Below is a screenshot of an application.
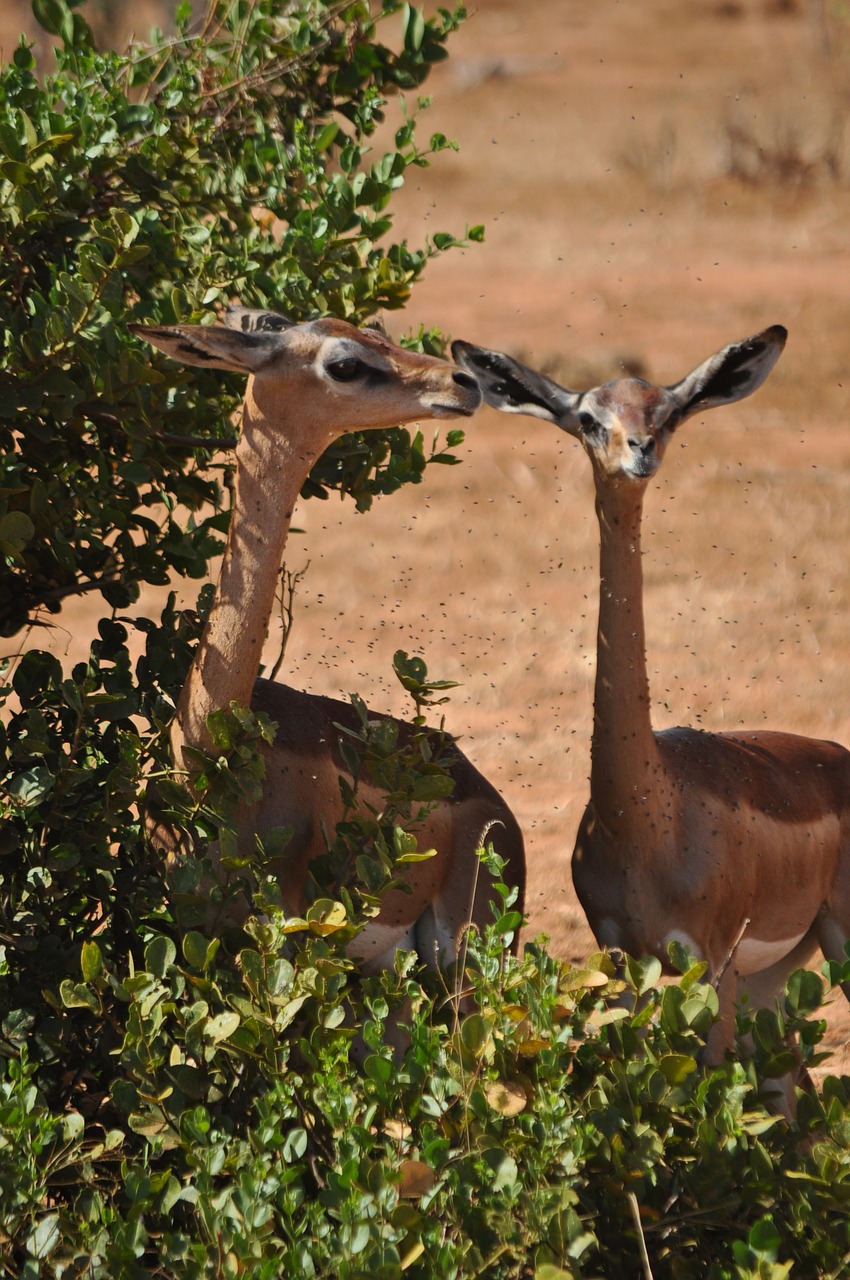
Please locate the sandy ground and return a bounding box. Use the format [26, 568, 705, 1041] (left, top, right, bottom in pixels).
[6, 0, 850, 1069]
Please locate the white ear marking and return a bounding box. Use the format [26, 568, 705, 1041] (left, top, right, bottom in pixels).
[451, 340, 580, 430]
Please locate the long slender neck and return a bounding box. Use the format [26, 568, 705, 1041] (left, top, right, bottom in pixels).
[590, 479, 661, 813]
[172, 382, 326, 769]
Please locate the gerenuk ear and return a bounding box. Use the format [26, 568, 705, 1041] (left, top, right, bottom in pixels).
[668, 325, 787, 424]
[451, 340, 579, 428]
[222, 306, 296, 334]
[129, 322, 288, 374]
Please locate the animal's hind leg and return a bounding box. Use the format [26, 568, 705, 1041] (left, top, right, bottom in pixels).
[415, 806, 520, 1024]
[704, 963, 740, 1069]
[736, 931, 820, 1021]
[734, 931, 821, 1117]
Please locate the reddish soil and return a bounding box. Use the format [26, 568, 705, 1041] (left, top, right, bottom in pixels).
[7, 0, 850, 1070]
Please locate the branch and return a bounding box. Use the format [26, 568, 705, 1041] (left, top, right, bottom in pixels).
[711, 916, 751, 991]
[0, 575, 123, 640]
[269, 561, 310, 682]
[627, 1190, 655, 1280]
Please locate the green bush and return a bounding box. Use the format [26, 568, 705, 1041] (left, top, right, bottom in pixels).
[2, 2, 850, 1277]
[0, 0, 476, 1095]
[3, 878, 850, 1278]
[0, 0, 476, 638]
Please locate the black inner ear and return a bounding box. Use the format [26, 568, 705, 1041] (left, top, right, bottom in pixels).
[455, 342, 564, 415]
[499, 375, 535, 407]
[175, 336, 221, 363]
[226, 307, 291, 333]
[251, 313, 290, 333]
[475, 350, 511, 373]
[497, 367, 557, 413]
[692, 336, 771, 405]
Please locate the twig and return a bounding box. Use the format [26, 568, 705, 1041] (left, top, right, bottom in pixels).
[457, 818, 505, 1005]
[153, 431, 237, 451]
[711, 916, 751, 991]
[470, 1242, 511, 1278]
[269, 562, 309, 682]
[627, 1190, 655, 1280]
[823, 1247, 850, 1280]
[0, 576, 123, 641]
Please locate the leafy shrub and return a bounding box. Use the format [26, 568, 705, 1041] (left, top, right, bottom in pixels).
[0, 0, 476, 1080]
[0, 0, 477, 638]
[3, 869, 850, 1278]
[2, 3, 850, 1277]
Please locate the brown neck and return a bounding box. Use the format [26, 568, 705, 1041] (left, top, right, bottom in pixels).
[590, 478, 660, 814]
[172, 381, 326, 767]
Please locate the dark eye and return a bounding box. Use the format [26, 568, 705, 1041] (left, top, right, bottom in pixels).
[579, 411, 600, 434]
[327, 357, 366, 382]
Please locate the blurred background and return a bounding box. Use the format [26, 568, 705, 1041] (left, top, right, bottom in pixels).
[0, 0, 189, 52]
[5, 0, 850, 1056]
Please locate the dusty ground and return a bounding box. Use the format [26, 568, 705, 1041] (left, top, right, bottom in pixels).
[7, 0, 850, 1067]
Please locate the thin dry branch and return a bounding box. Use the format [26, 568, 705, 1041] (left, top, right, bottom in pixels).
[627, 1190, 655, 1280]
[711, 916, 751, 992]
[269, 561, 309, 682]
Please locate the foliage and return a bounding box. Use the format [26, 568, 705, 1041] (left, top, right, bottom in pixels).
[0, 0, 479, 638]
[3, 3, 850, 1278]
[0, 0, 477, 1136]
[3, 850, 850, 1278]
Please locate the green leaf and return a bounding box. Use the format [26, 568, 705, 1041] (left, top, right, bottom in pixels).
[0, 510, 35, 559]
[31, 0, 66, 37]
[182, 931, 218, 971]
[483, 1146, 518, 1193]
[27, 1213, 60, 1260]
[658, 1052, 697, 1085]
[625, 953, 662, 997]
[266, 957, 295, 999]
[460, 1012, 493, 1057]
[403, 4, 426, 53]
[145, 935, 177, 978]
[395, 847, 438, 865]
[785, 967, 824, 1017]
[748, 1216, 782, 1261]
[204, 1011, 241, 1043]
[59, 979, 99, 1013]
[494, 910, 524, 938]
[13, 43, 36, 71]
[315, 122, 339, 152]
[80, 940, 102, 984]
[282, 1127, 308, 1163]
[7, 765, 54, 807]
[364, 1053, 393, 1084]
[410, 773, 455, 802]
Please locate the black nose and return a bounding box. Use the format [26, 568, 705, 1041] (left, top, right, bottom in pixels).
[452, 368, 479, 393]
[629, 437, 655, 456]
